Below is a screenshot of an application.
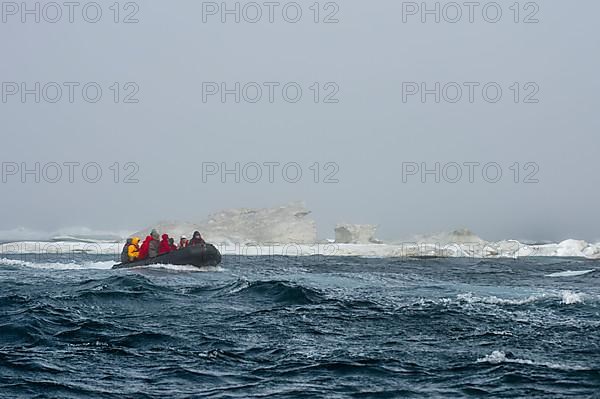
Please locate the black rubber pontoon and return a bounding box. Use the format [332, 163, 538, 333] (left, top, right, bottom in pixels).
[113, 244, 222, 269]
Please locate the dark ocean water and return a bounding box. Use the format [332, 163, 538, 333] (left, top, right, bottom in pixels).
[0, 254, 599, 398]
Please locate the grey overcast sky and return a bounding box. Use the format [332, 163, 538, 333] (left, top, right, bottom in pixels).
[0, 0, 599, 242]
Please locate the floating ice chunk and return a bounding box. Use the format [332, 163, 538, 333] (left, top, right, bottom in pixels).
[478, 350, 507, 364]
[546, 270, 594, 277]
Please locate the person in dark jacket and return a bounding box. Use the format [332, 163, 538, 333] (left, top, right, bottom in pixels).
[148, 229, 160, 258]
[158, 234, 171, 255]
[120, 238, 133, 263]
[189, 231, 206, 247]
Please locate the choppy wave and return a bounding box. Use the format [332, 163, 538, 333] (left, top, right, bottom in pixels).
[233, 280, 324, 305]
[1, 255, 599, 398]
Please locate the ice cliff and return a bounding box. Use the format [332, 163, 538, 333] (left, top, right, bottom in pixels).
[335, 224, 381, 244]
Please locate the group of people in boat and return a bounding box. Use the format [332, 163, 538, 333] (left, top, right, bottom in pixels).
[120, 230, 206, 263]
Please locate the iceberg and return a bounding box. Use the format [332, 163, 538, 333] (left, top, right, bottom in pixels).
[132, 201, 317, 245]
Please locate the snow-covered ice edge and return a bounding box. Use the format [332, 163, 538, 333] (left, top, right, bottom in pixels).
[1, 238, 599, 259]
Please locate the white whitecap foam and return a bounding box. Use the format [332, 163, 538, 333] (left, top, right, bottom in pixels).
[457, 292, 542, 306]
[546, 270, 595, 277]
[0, 258, 28, 267]
[456, 291, 590, 306]
[121, 264, 225, 273]
[477, 350, 589, 371]
[560, 290, 585, 305]
[0, 257, 224, 272]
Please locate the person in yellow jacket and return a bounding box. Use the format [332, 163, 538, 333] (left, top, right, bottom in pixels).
[127, 237, 140, 262]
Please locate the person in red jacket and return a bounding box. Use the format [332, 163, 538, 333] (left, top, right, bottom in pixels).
[169, 237, 177, 252]
[138, 235, 152, 260]
[158, 234, 171, 255]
